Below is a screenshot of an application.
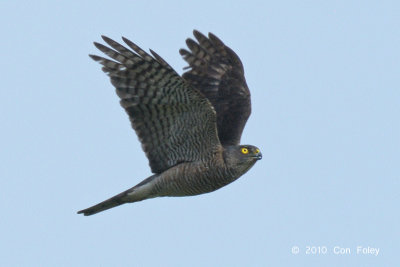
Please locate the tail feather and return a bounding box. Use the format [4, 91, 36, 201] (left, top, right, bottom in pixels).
[77, 190, 128, 216]
[77, 175, 158, 216]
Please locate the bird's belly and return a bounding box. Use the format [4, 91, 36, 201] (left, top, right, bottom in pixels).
[154, 162, 237, 197]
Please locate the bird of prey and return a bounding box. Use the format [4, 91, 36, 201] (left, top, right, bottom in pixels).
[78, 30, 261, 216]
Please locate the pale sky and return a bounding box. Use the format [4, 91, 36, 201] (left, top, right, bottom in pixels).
[1, 0, 399, 266]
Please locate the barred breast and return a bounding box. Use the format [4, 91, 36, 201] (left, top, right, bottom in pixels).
[152, 159, 238, 197]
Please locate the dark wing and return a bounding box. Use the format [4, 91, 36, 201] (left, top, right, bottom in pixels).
[180, 30, 251, 146]
[91, 36, 221, 174]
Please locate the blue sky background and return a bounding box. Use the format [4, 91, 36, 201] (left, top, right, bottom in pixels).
[1, 0, 398, 266]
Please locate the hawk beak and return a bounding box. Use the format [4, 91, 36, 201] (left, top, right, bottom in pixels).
[254, 152, 262, 160]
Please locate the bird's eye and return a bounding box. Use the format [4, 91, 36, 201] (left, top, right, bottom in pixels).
[255, 148, 260, 153]
[241, 148, 249, 154]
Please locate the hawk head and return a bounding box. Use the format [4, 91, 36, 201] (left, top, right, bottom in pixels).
[223, 145, 262, 175]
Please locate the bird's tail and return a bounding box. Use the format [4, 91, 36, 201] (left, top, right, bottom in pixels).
[77, 175, 158, 216]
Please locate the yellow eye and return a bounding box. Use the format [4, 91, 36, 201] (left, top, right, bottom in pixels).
[255, 148, 260, 153]
[241, 147, 249, 154]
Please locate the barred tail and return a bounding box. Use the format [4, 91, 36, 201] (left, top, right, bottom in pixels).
[77, 190, 128, 216]
[77, 174, 158, 216]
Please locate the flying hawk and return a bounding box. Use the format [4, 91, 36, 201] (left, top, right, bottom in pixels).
[78, 30, 261, 216]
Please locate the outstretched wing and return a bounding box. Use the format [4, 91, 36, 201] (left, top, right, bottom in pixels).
[91, 36, 221, 174]
[180, 30, 251, 146]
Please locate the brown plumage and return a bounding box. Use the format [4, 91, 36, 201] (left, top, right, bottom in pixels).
[180, 30, 251, 146]
[78, 31, 261, 216]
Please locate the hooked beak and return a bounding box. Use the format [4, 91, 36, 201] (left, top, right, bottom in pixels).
[254, 152, 262, 160]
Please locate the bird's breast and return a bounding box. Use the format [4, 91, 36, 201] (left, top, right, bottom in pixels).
[153, 160, 238, 197]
